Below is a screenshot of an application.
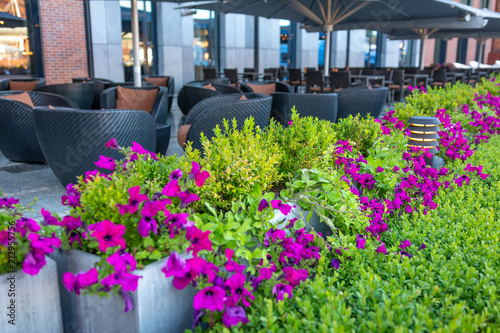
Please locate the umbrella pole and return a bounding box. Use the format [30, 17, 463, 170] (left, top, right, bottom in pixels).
[477, 38, 485, 64]
[131, 0, 142, 87]
[419, 34, 428, 70]
[324, 26, 332, 77]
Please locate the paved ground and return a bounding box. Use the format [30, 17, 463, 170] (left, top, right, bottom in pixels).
[0, 95, 394, 219]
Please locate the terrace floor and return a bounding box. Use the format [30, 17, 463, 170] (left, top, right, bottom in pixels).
[0, 95, 394, 219]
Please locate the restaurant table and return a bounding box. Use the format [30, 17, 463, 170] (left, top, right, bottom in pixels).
[351, 75, 385, 87]
[405, 74, 429, 88]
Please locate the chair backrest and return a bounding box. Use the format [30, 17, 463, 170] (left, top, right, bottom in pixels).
[306, 70, 324, 86]
[305, 67, 316, 72]
[240, 81, 293, 94]
[224, 69, 238, 84]
[337, 87, 389, 120]
[392, 69, 405, 85]
[203, 67, 218, 80]
[271, 92, 338, 125]
[243, 68, 255, 80]
[330, 70, 351, 89]
[362, 68, 375, 75]
[288, 69, 302, 83]
[0, 78, 46, 91]
[433, 68, 447, 82]
[177, 82, 241, 115]
[405, 68, 418, 74]
[263, 68, 278, 81]
[35, 82, 95, 109]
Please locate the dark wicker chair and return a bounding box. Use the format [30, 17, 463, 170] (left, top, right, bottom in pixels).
[35, 82, 95, 109]
[181, 93, 272, 152]
[337, 86, 389, 120]
[239, 81, 293, 94]
[142, 75, 175, 112]
[306, 70, 331, 93]
[0, 78, 46, 91]
[288, 68, 305, 92]
[32, 107, 156, 186]
[271, 92, 338, 126]
[329, 70, 353, 91]
[203, 67, 218, 80]
[177, 82, 242, 115]
[100, 86, 170, 155]
[223, 69, 239, 87]
[0, 91, 79, 163]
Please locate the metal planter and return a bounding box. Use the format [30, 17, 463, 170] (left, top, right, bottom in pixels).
[51, 249, 195, 333]
[0, 257, 64, 333]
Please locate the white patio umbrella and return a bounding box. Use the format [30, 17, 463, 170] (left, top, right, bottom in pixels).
[171, 0, 493, 76]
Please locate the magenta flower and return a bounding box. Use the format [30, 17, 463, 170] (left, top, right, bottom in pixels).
[0, 197, 19, 209]
[94, 155, 116, 170]
[41, 208, 60, 226]
[88, 220, 126, 252]
[271, 200, 292, 215]
[193, 286, 226, 311]
[189, 161, 211, 187]
[14, 217, 40, 237]
[288, 120, 293, 126]
[356, 234, 366, 249]
[282, 267, 308, 287]
[101, 271, 141, 291]
[186, 227, 212, 256]
[116, 186, 149, 215]
[376, 243, 387, 254]
[131, 142, 148, 155]
[331, 258, 341, 269]
[178, 191, 200, 209]
[399, 239, 412, 249]
[119, 289, 134, 313]
[162, 180, 181, 197]
[376, 166, 384, 173]
[107, 251, 137, 273]
[223, 306, 249, 327]
[61, 183, 81, 208]
[169, 169, 183, 180]
[258, 199, 269, 212]
[272, 283, 293, 301]
[62, 268, 99, 295]
[224, 273, 255, 307]
[161, 252, 189, 278]
[418, 243, 427, 251]
[22, 249, 47, 275]
[0, 230, 8, 246]
[400, 250, 413, 259]
[137, 200, 165, 237]
[28, 233, 61, 253]
[105, 138, 120, 150]
[165, 212, 191, 238]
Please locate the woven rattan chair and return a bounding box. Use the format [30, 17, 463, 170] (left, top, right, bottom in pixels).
[181, 93, 272, 152]
[270, 92, 338, 126]
[337, 86, 389, 120]
[239, 81, 293, 94]
[32, 107, 156, 186]
[306, 70, 331, 93]
[177, 82, 242, 115]
[203, 67, 218, 80]
[100, 86, 170, 155]
[223, 69, 239, 87]
[142, 75, 175, 112]
[0, 91, 79, 163]
[35, 82, 95, 109]
[0, 78, 46, 91]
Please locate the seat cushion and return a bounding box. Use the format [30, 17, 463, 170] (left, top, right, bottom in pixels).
[246, 83, 276, 95]
[309, 86, 332, 92]
[2, 92, 35, 107]
[116, 86, 158, 114]
[177, 124, 191, 148]
[202, 83, 216, 91]
[9, 80, 39, 91]
[144, 77, 168, 87]
[389, 84, 410, 89]
[239, 94, 248, 101]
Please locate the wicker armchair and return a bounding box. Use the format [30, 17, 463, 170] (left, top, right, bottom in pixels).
[0, 91, 79, 163]
[181, 93, 272, 152]
[337, 87, 389, 120]
[0, 78, 46, 91]
[142, 75, 175, 112]
[270, 92, 338, 126]
[239, 81, 293, 94]
[35, 82, 95, 109]
[32, 107, 156, 186]
[177, 82, 242, 115]
[100, 86, 170, 155]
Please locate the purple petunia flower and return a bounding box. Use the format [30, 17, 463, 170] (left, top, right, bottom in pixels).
[107, 251, 137, 273]
[376, 166, 384, 173]
[399, 239, 412, 249]
[0, 197, 19, 209]
[356, 234, 366, 249]
[116, 186, 149, 215]
[94, 155, 116, 170]
[105, 138, 120, 150]
[282, 267, 308, 287]
[169, 169, 183, 181]
[418, 243, 427, 251]
[223, 306, 249, 327]
[161, 251, 189, 278]
[189, 161, 211, 187]
[376, 243, 387, 255]
[119, 289, 134, 313]
[331, 258, 341, 269]
[272, 283, 293, 301]
[258, 199, 269, 212]
[101, 271, 142, 292]
[88, 220, 126, 252]
[162, 180, 181, 197]
[186, 227, 212, 256]
[400, 250, 413, 259]
[224, 273, 255, 307]
[193, 286, 226, 312]
[63, 268, 99, 295]
[271, 200, 292, 215]
[178, 191, 200, 209]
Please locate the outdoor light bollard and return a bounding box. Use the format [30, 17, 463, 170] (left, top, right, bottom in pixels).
[407, 116, 444, 167]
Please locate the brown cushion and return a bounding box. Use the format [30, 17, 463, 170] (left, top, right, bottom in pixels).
[2, 92, 35, 107]
[177, 124, 191, 148]
[246, 83, 276, 95]
[48, 105, 55, 109]
[144, 77, 168, 87]
[389, 84, 410, 89]
[9, 80, 38, 91]
[116, 85, 158, 114]
[202, 83, 216, 91]
[309, 86, 332, 92]
[239, 95, 248, 101]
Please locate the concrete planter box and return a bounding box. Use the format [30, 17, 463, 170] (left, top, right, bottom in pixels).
[0, 257, 64, 332]
[51, 249, 195, 333]
[270, 202, 333, 237]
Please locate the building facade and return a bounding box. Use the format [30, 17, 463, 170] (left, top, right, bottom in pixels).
[1, 0, 498, 88]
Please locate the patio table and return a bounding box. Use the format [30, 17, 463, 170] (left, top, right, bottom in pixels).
[351, 75, 385, 87]
[405, 74, 429, 88]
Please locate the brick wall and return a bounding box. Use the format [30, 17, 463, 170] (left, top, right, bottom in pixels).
[424, 39, 435, 67]
[445, 38, 458, 64]
[39, 0, 88, 84]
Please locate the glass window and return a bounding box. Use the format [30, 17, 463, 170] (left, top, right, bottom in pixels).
[193, 10, 216, 80]
[365, 30, 378, 68]
[280, 20, 290, 68]
[318, 33, 325, 68]
[120, 0, 156, 82]
[0, 0, 36, 75]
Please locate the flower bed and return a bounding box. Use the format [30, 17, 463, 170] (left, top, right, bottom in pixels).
[1, 76, 500, 331]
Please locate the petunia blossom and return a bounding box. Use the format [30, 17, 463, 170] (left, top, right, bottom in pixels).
[186, 227, 212, 256]
[376, 243, 387, 254]
[258, 199, 269, 212]
[224, 273, 255, 307]
[107, 251, 137, 273]
[62, 268, 99, 295]
[88, 220, 126, 252]
[101, 271, 142, 291]
[193, 286, 226, 312]
[399, 239, 412, 249]
[116, 186, 149, 215]
[272, 283, 293, 301]
[94, 155, 116, 170]
[356, 234, 366, 249]
[271, 200, 292, 215]
[222, 306, 249, 327]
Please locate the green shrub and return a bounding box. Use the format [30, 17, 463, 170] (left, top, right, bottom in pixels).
[332, 115, 381, 157]
[185, 117, 283, 212]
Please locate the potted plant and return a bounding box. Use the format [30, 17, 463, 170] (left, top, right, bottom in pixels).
[0, 195, 63, 332]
